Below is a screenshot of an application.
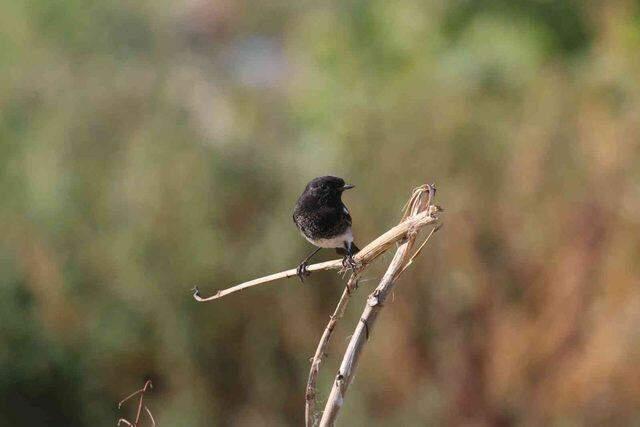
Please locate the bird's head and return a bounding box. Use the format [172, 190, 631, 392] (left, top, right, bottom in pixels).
[305, 176, 355, 200]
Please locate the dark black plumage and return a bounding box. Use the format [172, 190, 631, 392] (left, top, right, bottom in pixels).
[293, 176, 359, 281]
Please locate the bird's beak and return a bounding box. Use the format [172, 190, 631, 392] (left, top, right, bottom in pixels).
[340, 184, 355, 191]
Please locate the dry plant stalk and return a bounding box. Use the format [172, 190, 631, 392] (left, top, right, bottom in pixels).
[117, 380, 156, 427]
[318, 185, 439, 426]
[305, 185, 441, 426]
[191, 183, 440, 427]
[305, 274, 358, 427]
[193, 190, 439, 302]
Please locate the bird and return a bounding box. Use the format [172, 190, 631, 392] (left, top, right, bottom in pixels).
[293, 176, 360, 282]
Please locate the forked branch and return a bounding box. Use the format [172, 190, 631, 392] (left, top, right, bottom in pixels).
[117, 380, 156, 427]
[317, 185, 439, 426]
[305, 274, 359, 427]
[192, 188, 440, 302]
[191, 183, 441, 427]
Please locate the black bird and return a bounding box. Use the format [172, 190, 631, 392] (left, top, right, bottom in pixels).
[293, 176, 360, 282]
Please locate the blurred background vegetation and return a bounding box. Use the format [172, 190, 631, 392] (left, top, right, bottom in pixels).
[1, 0, 640, 425]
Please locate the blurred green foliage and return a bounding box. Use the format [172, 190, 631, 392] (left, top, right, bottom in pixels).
[1, 0, 640, 425]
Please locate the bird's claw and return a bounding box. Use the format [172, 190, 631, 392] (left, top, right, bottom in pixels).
[296, 262, 311, 283]
[342, 254, 357, 273]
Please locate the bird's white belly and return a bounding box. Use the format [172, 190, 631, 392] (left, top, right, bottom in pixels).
[305, 228, 353, 249]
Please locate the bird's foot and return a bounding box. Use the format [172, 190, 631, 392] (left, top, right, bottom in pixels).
[342, 254, 357, 273]
[296, 261, 311, 283]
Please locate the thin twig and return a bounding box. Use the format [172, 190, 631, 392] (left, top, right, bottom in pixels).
[318, 185, 438, 426]
[305, 274, 359, 427]
[144, 407, 156, 427]
[193, 202, 439, 302]
[398, 223, 441, 276]
[117, 380, 156, 427]
[118, 380, 152, 409]
[193, 260, 341, 301]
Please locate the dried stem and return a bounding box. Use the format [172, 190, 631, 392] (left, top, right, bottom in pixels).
[305, 274, 358, 427]
[304, 185, 441, 426]
[190, 183, 440, 427]
[117, 380, 156, 427]
[193, 198, 439, 302]
[318, 185, 438, 426]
